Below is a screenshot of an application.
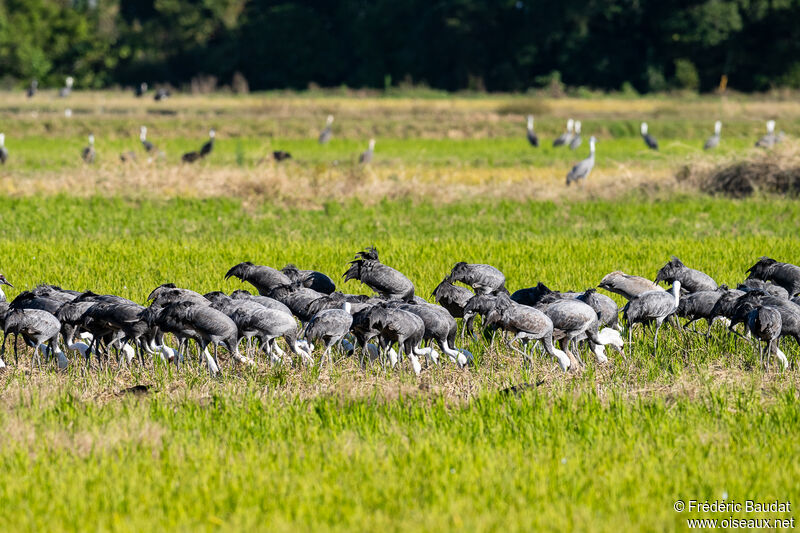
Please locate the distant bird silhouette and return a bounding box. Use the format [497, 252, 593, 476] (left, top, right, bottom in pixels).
[135, 82, 148, 97]
[569, 121, 582, 150]
[704, 121, 722, 150]
[273, 150, 292, 162]
[359, 139, 375, 163]
[553, 119, 574, 147]
[318, 115, 334, 144]
[140, 126, 155, 153]
[82, 135, 96, 163]
[526, 115, 539, 147]
[154, 88, 170, 101]
[755, 120, 778, 148]
[566, 136, 596, 186]
[59, 76, 74, 98]
[182, 129, 215, 163]
[641, 122, 658, 150]
[0, 133, 7, 164]
[27, 79, 38, 98]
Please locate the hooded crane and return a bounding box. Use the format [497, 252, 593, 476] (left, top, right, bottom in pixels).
[59, 76, 74, 98]
[461, 293, 502, 341]
[82, 135, 96, 163]
[154, 88, 170, 101]
[0, 133, 7, 165]
[544, 299, 623, 367]
[304, 303, 353, 366]
[0, 274, 12, 302]
[655, 256, 718, 293]
[366, 306, 427, 374]
[135, 82, 148, 97]
[738, 279, 789, 300]
[447, 262, 506, 295]
[622, 281, 681, 351]
[553, 119, 574, 147]
[526, 115, 539, 147]
[746, 306, 785, 369]
[676, 288, 726, 336]
[432, 278, 474, 319]
[343, 247, 415, 301]
[2, 308, 62, 367]
[27, 79, 38, 98]
[230, 289, 292, 315]
[565, 136, 596, 186]
[576, 288, 619, 330]
[318, 115, 334, 144]
[225, 262, 293, 296]
[485, 294, 570, 371]
[182, 129, 215, 163]
[569, 121, 582, 150]
[746, 257, 800, 297]
[280, 265, 336, 294]
[228, 304, 312, 366]
[755, 120, 778, 148]
[140, 126, 155, 153]
[704, 121, 722, 150]
[641, 122, 658, 150]
[359, 139, 375, 164]
[598, 271, 664, 300]
[398, 302, 471, 367]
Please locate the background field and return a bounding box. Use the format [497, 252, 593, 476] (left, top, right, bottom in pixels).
[0, 92, 798, 531]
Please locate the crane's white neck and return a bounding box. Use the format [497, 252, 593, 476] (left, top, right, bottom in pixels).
[0, 285, 5, 301]
[140, 126, 147, 141]
[342, 301, 352, 313]
[589, 137, 596, 153]
[552, 347, 570, 371]
[326, 115, 334, 125]
[672, 281, 681, 307]
[368, 139, 375, 150]
[767, 120, 775, 133]
[88, 135, 95, 145]
[0, 133, 5, 147]
[641, 122, 648, 135]
[574, 121, 581, 134]
[209, 129, 216, 139]
[527, 115, 533, 129]
[714, 121, 722, 135]
[567, 119, 574, 132]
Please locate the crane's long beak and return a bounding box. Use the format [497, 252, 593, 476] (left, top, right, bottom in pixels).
[0, 278, 12, 287]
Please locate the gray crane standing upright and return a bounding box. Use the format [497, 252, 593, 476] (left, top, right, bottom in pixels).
[319, 115, 334, 144]
[82, 135, 96, 163]
[569, 121, 582, 150]
[0, 133, 7, 165]
[641, 122, 658, 150]
[704, 121, 722, 150]
[565, 136, 596, 186]
[526, 115, 539, 147]
[359, 139, 375, 164]
[553, 119, 574, 147]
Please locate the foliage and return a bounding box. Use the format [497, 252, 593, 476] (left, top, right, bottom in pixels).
[1, 1, 800, 92]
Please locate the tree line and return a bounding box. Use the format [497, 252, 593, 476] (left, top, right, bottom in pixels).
[1, 0, 798, 94]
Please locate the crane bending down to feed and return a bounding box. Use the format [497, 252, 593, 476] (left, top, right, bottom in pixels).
[343, 247, 415, 301]
[566, 136, 596, 186]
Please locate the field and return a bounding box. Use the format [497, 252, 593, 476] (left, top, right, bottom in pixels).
[0, 92, 799, 531]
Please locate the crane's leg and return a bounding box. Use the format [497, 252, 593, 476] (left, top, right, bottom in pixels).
[653, 318, 664, 353]
[14, 334, 20, 366]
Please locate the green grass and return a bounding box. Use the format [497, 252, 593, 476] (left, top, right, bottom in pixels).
[1, 382, 798, 532]
[1, 91, 800, 530]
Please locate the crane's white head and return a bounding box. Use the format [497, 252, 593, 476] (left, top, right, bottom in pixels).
[368, 138, 375, 150]
[766, 120, 775, 133]
[140, 125, 147, 140]
[326, 115, 334, 125]
[209, 128, 216, 139]
[0, 133, 5, 147]
[714, 120, 722, 135]
[567, 118, 574, 131]
[65, 108, 72, 118]
[574, 120, 582, 134]
[589, 136, 596, 152]
[65, 76, 74, 88]
[88, 134, 95, 145]
[527, 115, 534, 129]
[640, 122, 648, 135]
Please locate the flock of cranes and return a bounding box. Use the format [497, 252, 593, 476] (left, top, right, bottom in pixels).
[1, 252, 798, 376]
[527, 115, 788, 184]
[2, 78, 789, 184]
